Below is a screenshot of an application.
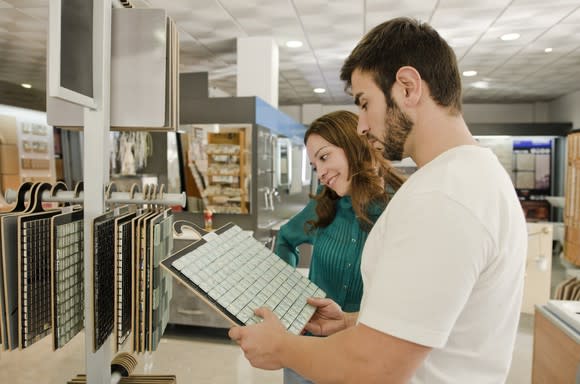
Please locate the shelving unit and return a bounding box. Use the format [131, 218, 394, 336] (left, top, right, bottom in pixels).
[204, 129, 248, 214]
[18, 121, 56, 185]
[0, 110, 56, 195]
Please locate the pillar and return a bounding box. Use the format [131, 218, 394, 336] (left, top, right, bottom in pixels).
[236, 37, 279, 108]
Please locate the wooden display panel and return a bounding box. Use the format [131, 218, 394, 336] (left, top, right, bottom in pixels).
[564, 131, 580, 265]
[532, 309, 580, 383]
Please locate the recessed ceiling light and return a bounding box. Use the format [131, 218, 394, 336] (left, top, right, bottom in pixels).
[544, 47, 553, 53]
[500, 33, 520, 41]
[21, 83, 31, 89]
[313, 88, 326, 94]
[472, 81, 489, 89]
[462, 70, 477, 77]
[286, 40, 303, 48]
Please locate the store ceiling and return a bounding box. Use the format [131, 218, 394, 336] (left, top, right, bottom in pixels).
[1, 0, 580, 111]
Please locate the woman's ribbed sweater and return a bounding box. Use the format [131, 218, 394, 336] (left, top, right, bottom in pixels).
[274, 196, 382, 312]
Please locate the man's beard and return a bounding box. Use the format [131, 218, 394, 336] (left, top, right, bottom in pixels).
[381, 102, 414, 161]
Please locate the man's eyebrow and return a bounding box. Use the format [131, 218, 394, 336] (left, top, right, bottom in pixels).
[354, 92, 363, 106]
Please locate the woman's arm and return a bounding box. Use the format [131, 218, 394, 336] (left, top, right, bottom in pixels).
[274, 197, 317, 267]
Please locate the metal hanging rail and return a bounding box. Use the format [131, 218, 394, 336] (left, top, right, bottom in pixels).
[4, 188, 186, 207]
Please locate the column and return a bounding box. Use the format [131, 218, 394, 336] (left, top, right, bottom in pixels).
[236, 37, 279, 108]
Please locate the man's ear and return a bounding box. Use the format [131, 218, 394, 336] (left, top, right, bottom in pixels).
[394, 66, 422, 106]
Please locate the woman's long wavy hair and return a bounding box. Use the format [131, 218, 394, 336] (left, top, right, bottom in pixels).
[304, 110, 405, 232]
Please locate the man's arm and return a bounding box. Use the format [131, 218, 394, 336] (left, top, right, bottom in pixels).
[229, 308, 431, 384]
[287, 323, 431, 384]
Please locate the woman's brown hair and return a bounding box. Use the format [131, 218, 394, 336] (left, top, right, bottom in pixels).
[304, 110, 405, 231]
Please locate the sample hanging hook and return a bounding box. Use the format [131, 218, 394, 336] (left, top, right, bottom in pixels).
[4, 183, 186, 207]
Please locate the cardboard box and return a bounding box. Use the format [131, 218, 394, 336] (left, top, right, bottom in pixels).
[1, 174, 20, 194]
[0, 115, 18, 144]
[55, 158, 64, 181]
[21, 158, 50, 170]
[0, 144, 19, 174]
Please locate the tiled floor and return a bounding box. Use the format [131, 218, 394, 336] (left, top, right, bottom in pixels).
[0, 253, 573, 384]
[0, 314, 534, 384]
[507, 313, 534, 384]
[0, 326, 282, 384]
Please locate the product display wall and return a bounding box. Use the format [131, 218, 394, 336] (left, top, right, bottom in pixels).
[0, 182, 178, 357]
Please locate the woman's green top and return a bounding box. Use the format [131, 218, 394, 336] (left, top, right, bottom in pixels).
[274, 195, 383, 312]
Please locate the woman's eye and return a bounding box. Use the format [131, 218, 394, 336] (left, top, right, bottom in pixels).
[320, 154, 328, 161]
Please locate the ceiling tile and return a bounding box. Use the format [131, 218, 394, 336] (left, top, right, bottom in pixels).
[0, 1, 579, 109]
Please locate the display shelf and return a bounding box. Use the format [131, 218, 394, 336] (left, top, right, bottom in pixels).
[18, 121, 56, 183]
[204, 129, 248, 214]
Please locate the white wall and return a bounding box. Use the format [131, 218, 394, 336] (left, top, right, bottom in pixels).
[549, 90, 580, 128]
[0, 104, 47, 127]
[463, 103, 550, 124]
[288, 104, 358, 125]
[282, 102, 551, 126]
[281, 104, 359, 125]
[280, 105, 301, 123]
[237, 37, 279, 107]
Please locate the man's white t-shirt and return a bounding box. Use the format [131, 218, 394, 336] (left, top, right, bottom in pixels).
[359, 145, 527, 383]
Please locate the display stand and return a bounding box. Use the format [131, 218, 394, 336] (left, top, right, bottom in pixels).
[4, 188, 186, 207]
[83, 1, 112, 383]
[45, 1, 183, 383]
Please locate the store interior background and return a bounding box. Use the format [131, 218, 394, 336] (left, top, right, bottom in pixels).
[0, 0, 580, 383]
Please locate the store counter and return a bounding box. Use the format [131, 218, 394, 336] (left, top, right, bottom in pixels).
[532, 304, 580, 383]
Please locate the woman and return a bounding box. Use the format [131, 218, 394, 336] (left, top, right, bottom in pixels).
[275, 110, 405, 384]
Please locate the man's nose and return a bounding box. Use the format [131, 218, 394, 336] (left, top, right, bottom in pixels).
[357, 113, 369, 136]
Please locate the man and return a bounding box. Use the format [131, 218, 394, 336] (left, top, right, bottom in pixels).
[229, 17, 527, 383]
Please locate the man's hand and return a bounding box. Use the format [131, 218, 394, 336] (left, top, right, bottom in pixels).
[228, 307, 288, 370]
[304, 297, 349, 336]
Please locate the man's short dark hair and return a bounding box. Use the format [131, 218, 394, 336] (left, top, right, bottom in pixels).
[340, 17, 462, 114]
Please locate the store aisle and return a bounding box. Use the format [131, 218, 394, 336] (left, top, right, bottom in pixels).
[0, 325, 282, 384]
[0, 316, 535, 384]
[507, 314, 534, 384]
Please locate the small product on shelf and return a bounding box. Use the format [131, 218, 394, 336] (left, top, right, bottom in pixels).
[203, 208, 213, 231]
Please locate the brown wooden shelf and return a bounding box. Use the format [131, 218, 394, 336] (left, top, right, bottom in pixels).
[206, 129, 248, 214]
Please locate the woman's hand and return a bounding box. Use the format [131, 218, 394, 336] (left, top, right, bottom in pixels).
[303, 297, 349, 336]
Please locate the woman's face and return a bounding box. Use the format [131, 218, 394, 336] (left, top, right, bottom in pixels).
[306, 133, 351, 196]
